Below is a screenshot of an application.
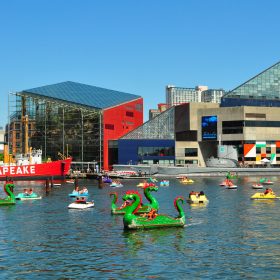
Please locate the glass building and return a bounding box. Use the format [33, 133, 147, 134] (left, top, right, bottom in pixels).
[8, 81, 143, 170]
[221, 61, 280, 107]
[118, 107, 175, 165]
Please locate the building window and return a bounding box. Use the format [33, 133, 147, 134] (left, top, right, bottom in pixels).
[126, 111, 134, 117]
[222, 121, 243, 134]
[105, 124, 114, 130]
[185, 148, 198, 157]
[245, 113, 266, 119]
[138, 146, 175, 157]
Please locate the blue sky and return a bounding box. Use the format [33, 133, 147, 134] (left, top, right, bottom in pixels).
[0, 0, 279, 127]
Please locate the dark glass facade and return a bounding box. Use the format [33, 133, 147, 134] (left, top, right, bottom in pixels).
[9, 94, 102, 163]
[222, 61, 280, 107]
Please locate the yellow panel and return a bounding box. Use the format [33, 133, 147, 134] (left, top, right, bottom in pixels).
[256, 155, 261, 161]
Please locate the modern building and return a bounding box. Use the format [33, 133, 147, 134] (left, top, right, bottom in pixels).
[8, 81, 143, 170]
[118, 102, 219, 167]
[197, 105, 280, 166]
[221, 61, 280, 107]
[201, 89, 225, 103]
[118, 61, 280, 168]
[166, 85, 204, 105]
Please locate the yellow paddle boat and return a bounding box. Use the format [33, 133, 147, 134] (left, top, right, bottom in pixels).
[187, 191, 208, 204]
[180, 178, 194, 184]
[251, 189, 279, 200]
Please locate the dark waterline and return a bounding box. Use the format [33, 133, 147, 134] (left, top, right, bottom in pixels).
[0, 177, 280, 279]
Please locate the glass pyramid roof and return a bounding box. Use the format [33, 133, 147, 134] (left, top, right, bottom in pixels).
[224, 61, 280, 100]
[121, 107, 175, 139]
[21, 81, 141, 109]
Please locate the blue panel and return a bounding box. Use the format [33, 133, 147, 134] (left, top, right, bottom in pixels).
[22, 81, 141, 109]
[118, 139, 175, 165]
[221, 97, 280, 107]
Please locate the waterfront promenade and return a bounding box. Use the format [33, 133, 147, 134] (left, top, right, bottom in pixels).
[113, 164, 280, 177]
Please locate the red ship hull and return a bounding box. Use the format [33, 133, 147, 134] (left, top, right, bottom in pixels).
[0, 158, 72, 178]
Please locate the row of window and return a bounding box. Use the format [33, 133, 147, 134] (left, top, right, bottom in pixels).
[138, 146, 175, 157]
[222, 120, 280, 134]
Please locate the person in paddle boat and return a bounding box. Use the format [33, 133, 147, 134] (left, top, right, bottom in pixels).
[198, 191, 205, 197]
[80, 187, 88, 195]
[23, 189, 29, 195]
[121, 198, 133, 208]
[28, 188, 33, 195]
[72, 186, 80, 194]
[264, 188, 274, 195]
[189, 191, 198, 198]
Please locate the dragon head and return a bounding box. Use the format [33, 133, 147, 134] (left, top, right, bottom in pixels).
[123, 190, 142, 214]
[143, 184, 158, 192]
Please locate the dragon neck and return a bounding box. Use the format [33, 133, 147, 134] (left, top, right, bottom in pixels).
[4, 183, 15, 199]
[144, 187, 159, 209]
[110, 192, 118, 209]
[125, 194, 141, 215]
[174, 197, 185, 219]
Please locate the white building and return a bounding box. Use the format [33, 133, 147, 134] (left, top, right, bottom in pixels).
[201, 89, 225, 103]
[166, 85, 224, 106]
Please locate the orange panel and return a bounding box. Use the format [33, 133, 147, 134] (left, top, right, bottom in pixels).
[244, 144, 255, 157]
[276, 141, 280, 148]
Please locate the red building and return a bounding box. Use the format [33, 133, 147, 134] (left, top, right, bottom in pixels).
[103, 99, 143, 170]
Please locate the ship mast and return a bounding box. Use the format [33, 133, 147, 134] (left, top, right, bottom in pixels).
[22, 115, 29, 156]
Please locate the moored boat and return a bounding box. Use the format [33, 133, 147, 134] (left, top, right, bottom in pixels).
[0, 157, 72, 179]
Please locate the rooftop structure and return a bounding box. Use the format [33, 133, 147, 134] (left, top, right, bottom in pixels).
[222, 61, 280, 107]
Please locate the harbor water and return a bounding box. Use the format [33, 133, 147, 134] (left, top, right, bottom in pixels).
[1, 176, 280, 279]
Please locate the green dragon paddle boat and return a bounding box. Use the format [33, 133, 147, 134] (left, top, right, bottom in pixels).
[110, 185, 159, 215]
[122, 192, 185, 230]
[0, 182, 16, 206]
